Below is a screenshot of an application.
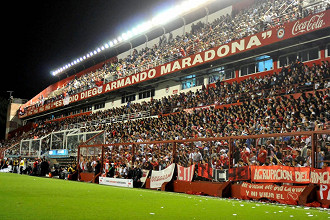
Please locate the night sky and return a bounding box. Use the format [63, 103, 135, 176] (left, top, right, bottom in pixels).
[2, 0, 178, 101]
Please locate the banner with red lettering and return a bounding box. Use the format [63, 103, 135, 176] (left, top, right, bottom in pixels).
[150, 163, 175, 188]
[251, 165, 310, 183]
[310, 167, 330, 185]
[240, 182, 306, 205]
[177, 164, 195, 182]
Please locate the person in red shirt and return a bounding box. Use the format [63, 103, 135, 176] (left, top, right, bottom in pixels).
[258, 145, 267, 165]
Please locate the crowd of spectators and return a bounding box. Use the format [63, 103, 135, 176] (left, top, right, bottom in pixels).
[2, 56, 330, 171]
[21, 0, 328, 112]
[0, 157, 50, 176]
[1, 1, 330, 184]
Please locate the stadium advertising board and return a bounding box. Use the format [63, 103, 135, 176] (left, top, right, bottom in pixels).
[240, 182, 306, 205]
[99, 177, 133, 188]
[150, 163, 175, 188]
[20, 10, 330, 118]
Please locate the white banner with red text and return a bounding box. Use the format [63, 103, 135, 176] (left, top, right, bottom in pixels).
[150, 163, 175, 188]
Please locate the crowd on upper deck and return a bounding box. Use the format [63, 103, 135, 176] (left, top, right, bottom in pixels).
[21, 0, 329, 112]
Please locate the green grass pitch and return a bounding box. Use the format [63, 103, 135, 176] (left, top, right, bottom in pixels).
[0, 173, 329, 219]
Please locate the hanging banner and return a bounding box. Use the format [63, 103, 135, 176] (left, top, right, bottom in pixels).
[240, 182, 306, 205]
[150, 163, 175, 188]
[251, 165, 310, 183]
[228, 166, 250, 181]
[318, 185, 330, 205]
[140, 169, 150, 187]
[197, 163, 213, 180]
[177, 164, 195, 182]
[310, 167, 330, 185]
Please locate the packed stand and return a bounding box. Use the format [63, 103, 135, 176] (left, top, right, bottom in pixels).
[21, 0, 329, 112]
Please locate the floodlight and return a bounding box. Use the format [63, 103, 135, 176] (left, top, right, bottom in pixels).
[122, 33, 128, 40]
[132, 27, 139, 35]
[51, 0, 214, 76]
[126, 31, 132, 39]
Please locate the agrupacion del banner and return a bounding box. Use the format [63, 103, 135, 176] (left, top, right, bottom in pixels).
[251, 165, 310, 183]
[20, 10, 330, 118]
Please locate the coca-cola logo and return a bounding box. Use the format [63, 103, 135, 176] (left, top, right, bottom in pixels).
[292, 13, 325, 35]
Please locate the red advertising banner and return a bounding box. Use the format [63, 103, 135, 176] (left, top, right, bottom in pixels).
[177, 164, 195, 182]
[251, 165, 310, 183]
[240, 182, 306, 205]
[310, 167, 330, 185]
[320, 185, 330, 200]
[317, 185, 330, 206]
[20, 10, 330, 118]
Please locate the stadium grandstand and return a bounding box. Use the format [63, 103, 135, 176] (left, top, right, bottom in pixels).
[1, 0, 330, 208]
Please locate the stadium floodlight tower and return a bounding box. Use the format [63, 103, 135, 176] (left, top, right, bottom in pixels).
[50, 0, 214, 77]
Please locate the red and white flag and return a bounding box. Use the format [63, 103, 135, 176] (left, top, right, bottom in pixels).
[177, 164, 195, 182]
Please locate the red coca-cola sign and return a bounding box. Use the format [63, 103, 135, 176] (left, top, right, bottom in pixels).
[292, 13, 326, 35]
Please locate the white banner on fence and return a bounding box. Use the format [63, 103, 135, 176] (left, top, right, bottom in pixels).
[99, 177, 133, 188]
[177, 164, 195, 182]
[150, 163, 175, 188]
